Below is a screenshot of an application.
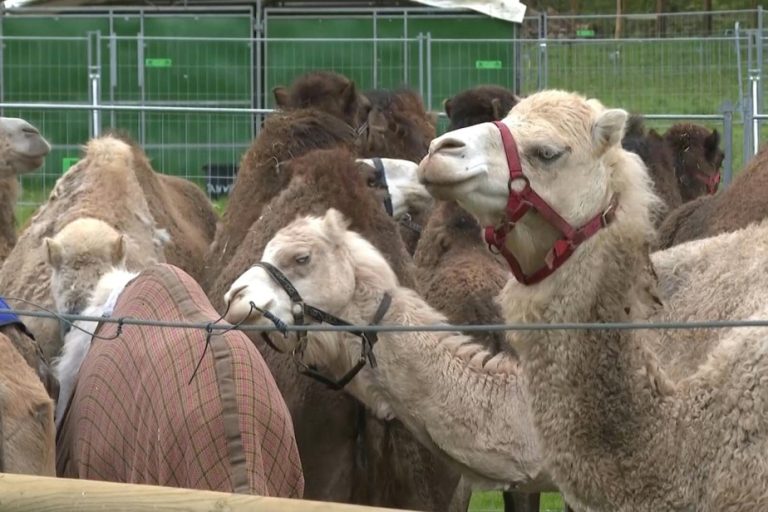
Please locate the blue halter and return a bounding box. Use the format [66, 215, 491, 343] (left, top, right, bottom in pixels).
[0, 297, 34, 339]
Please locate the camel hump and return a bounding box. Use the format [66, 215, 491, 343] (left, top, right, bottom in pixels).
[82, 136, 134, 168]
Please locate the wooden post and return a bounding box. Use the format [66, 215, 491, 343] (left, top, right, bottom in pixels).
[0, 473, 417, 512]
[615, 0, 623, 39]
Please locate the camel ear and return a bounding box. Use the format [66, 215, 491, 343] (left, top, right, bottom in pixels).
[704, 129, 720, 155]
[44, 238, 62, 270]
[112, 234, 126, 266]
[322, 208, 351, 243]
[593, 109, 628, 152]
[490, 98, 504, 120]
[512, 94, 523, 104]
[443, 98, 453, 117]
[273, 86, 290, 108]
[341, 80, 358, 111]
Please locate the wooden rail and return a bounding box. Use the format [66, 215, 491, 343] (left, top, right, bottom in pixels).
[0, 473, 416, 512]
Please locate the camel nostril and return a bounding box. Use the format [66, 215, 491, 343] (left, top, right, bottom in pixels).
[431, 137, 466, 154]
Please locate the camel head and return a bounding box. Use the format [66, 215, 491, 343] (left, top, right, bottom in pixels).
[664, 123, 724, 199]
[355, 157, 432, 219]
[224, 208, 398, 417]
[0, 117, 51, 178]
[44, 218, 127, 316]
[273, 71, 372, 132]
[418, 90, 642, 281]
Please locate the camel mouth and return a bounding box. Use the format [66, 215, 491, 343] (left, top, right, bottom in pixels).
[419, 170, 484, 201]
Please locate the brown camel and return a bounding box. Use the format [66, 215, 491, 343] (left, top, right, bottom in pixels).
[621, 116, 681, 223]
[0, 333, 55, 476]
[203, 108, 357, 289]
[0, 117, 51, 263]
[0, 134, 216, 361]
[656, 143, 768, 249]
[273, 70, 371, 132]
[206, 147, 466, 511]
[664, 123, 724, 201]
[443, 85, 519, 131]
[359, 89, 437, 254]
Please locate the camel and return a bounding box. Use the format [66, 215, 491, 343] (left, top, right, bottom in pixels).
[273, 70, 371, 132]
[358, 89, 437, 254]
[664, 122, 723, 201]
[355, 158, 432, 222]
[0, 134, 216, 361]
[0, 116, 51, 263]
[656, 143, 768, 249]
[443, 85, 519, 131]
[223, 208, 547, 493]
[0, 333, 55, 476]
[206, 147, 467, 511]
[417, 89, 768, 510]
[56, 264, 304, 497]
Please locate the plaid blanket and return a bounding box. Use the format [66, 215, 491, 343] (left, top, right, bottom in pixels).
[56, 264, 304, 498]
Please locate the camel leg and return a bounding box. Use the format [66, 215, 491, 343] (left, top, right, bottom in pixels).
[502, 491, 540, 512]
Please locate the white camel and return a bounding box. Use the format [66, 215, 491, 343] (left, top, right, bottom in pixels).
[224, 208, 548, 492]
[417, 89, 768, 510]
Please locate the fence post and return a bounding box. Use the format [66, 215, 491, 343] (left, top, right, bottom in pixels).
[758, 6, 763, 114]
[372, 9, 378, 89]
[750, 69, 761, 155]
[137, 15, 146, 146]
[87, 31, 102, 138]
[0, 7, 5, 118]
[425, 32, 432, 110]
[721, 100, 734, 187]
[743, 85, 754, 165]
[417, 33, 425, 102]
[538, 11, 548, 90]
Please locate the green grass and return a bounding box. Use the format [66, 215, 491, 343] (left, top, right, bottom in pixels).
[469, 491, 565, 512]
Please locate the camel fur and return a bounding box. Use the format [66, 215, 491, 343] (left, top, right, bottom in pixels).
[0, 333, 55, 476]
[419, 89, 768, 511]
[208, 147, 467, 511]
[0, 117, 51, 263]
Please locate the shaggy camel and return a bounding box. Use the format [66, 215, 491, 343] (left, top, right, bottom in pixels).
[207, 147, 467, 511]
[56, 264, 304, 497]
[273, 70, 371, 132]
[419, 89, 768, 510]
[443, 85, 519, 131]
[224, 208, 547, 493]
[0, 134, 215, 361]
[0, 117, 51, 263]
[656, 143, 768, 249]
[0, 333, 55, 476]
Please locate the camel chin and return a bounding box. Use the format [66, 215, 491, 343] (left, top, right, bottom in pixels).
[0, 117, 51, 175]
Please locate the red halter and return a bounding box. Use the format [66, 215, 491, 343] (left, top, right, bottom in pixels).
[484, 121, 618, 286]
[693, 170, 721, 195]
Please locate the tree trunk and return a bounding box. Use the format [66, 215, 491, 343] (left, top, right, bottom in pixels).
[615, 0, 623, 39]
[704, 0, 713, 36]
[656, 0, 667, 37]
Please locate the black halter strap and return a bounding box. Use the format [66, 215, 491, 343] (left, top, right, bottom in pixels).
[251, 261, 392, 390]
[371, 157, 395, 217]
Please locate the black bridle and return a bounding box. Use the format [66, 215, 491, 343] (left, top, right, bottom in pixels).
[250, 261, 391, 390]
[370, 157, 395, 217]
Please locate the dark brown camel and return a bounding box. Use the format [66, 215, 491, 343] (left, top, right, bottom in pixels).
[359, 89, 437, 254]
[202, 108, 357, 290]
[443, 85, 519, 131]
[656, 144, 768, 249]
[206, 147, 466, 511]
[272, 70, 371, 133]
[664, 123, 724, 201]
[621, 116, 681, 223]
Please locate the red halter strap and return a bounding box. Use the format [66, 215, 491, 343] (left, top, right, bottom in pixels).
[693, 170, 721, 195]
[484, 121, 618, 285]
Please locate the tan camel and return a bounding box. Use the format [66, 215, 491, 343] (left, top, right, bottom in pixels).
[418, 89, 768, 510]
[0, 333, 55, 475]
[223, 209, 548, 493]
[0, 134, 215, 361]
[0, 117, 51, 263]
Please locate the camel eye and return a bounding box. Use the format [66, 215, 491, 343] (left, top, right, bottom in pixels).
[295, 254, 310, 265]
[537, 147, 562, 162]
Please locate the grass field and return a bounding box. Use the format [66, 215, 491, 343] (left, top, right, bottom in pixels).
[470, 491, 565, 512]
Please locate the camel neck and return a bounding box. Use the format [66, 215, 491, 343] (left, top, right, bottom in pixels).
[338, 285, 545, 489]
[502, 218, 675, 505]
[0, 177, 19, 259]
